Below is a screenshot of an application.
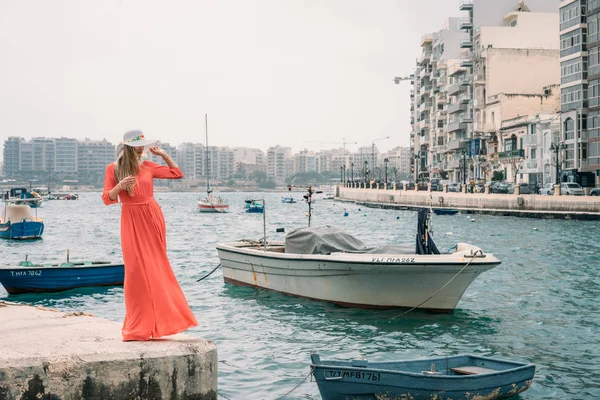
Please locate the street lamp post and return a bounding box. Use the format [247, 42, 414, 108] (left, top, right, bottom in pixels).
[550, 141, 565, 185]
[414, 153, 420, 185]
[383, 158, 389, 184]
[363, 160, 368, 184]
[340, 166, 344, 183]
[371, 136, 390, 174]
[350, 162, 354, 183]
[462, 150, 467, 185]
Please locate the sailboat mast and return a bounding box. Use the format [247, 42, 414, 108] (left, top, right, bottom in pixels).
[205, 113, 211, 194]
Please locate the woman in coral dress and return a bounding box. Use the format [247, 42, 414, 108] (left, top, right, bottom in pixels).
[102, 130, 198, 341]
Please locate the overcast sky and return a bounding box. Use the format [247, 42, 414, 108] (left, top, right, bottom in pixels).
[0, 0, 460, 157]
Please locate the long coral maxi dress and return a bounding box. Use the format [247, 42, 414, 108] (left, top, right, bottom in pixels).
[102, 161, 198, 341]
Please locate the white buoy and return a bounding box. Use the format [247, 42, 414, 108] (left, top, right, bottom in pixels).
[470, 219, 476, 222]
[533, 227, 538, 231]
[445, 232, 453, 236]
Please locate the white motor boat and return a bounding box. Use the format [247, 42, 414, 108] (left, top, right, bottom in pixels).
[216, 209, 500, 312]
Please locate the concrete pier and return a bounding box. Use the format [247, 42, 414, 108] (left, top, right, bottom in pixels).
[0, 301, 217, 400]
[337, 186, 600, 220]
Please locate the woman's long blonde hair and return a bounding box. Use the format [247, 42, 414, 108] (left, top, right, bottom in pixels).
[114, 145, 141, 196]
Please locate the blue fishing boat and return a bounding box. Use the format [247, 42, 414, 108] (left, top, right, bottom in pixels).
[281, 196, 297, 204]
[311, 353, 535, 400]
[4, 187, 43, 208]
[0, 201, 44, 240]
[0, 259, 124, 294]
[244, 199, 264, 213]
[433, 208, 459, 216]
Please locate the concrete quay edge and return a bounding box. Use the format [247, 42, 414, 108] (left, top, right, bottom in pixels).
[0, 301, 217, 400]
[336, 187, 600, 220]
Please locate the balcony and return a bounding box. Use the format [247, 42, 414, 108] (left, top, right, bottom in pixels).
[419, 120, 430, 130]
[448, 83, 461, 96]
[447, 102, 467, 114]
[498, 149, 525, 160]
[459, 0, 473, 11]
[473, 97, 484, 109]
[460, 40, 473, 49]
[446, 139, 462, 150]
[419, 68, 432, 79]
[460, 59, 473, 68]
[418, 51, 432, 65]
[460, 18, 473, 30]
[459, 94, 472, 104]
[419, 85, 432, 96]
[447, 121, 468, 132]
[420, 34, 433, 47]
[419, 102, 432, 112]
[522, 135, 538, 146]
[462, 114, 474, 123]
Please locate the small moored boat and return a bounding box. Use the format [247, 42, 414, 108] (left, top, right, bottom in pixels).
[244, 199, 264, 213]
[216, 208, 500, 312]
[432, 208, 459, 216]
[0, 201, 44, 240]
[281, 196, 297, 203]
[0, 258, 124, 294]
[310, 353, 535, 400]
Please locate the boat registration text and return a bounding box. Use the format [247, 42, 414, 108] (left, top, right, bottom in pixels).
[371, 257, 415, 263]
[10, 270, 42, 277]
[325, 370, 381, 381]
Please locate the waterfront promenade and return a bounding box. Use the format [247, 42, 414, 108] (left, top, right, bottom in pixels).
[337, 183, 600, 219]
[0, 301, 217, 400]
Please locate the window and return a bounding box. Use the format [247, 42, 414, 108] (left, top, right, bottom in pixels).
[530, 124, 537, 135]
[565, 118, 575, 140]
[531, 148, 537, 160]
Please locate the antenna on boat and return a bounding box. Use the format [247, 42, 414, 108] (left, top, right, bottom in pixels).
[262, 198, 267, 251]
[304, 185, 314, 227]
[67, 249, 70, 263]
[205, 113, 212, 195]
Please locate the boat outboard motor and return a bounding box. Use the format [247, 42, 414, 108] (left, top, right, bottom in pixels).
[416, 208, 440, 255]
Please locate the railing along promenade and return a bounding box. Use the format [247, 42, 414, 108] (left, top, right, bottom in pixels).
[336, 183, 600, 220]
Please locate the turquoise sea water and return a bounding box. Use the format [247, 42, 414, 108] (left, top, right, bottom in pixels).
[1, 191, 599, 399]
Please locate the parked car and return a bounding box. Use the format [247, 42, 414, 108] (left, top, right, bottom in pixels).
[490, 181, 513, 194]
[591, 187, 600, 196]
[538, 183, 554, 195]
[518, 184, 535, 195]
[447, 182, 461, 192]
[560, 182, 584, 196]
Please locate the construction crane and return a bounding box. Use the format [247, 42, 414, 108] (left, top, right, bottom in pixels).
[393, 76, 412, 84]
[303, 138, 358, 152]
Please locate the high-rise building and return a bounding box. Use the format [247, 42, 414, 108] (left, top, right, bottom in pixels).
[559, 0, 600, 187]
[267, 145, 292, 184]
[53, 137, 78, 177]
[77, 139, 115, 178]
[2, 137, 21, 176]
[412, 0, 561, 183]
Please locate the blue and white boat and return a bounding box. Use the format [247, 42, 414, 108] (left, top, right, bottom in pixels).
[5, 187, 43, 208]
[0, 201, 44, 240]
[244, 199, 264, 213]
[0, 259, 124, 294]
[310, 353, 535, 400]
[281, 196, 297, 204]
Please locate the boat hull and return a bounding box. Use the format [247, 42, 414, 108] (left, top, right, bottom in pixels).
[311, 354, 535, 400]
[0, 264, 124, 294]
[0, 221, 44, 240]
[197, 203, 229, 213]
[216, 242, 500, 312]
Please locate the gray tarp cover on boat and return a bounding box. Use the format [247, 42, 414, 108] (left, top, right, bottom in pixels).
[284, 226, 414, 255]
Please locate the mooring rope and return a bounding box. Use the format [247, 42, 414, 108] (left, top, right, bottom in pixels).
[196, 263, 222, 282]
[391, 249, 484, 320]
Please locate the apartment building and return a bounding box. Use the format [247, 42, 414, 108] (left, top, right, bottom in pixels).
[412, 0, 561, 183]
[381, 146, 412, 179]
[77, 138, 116, 178]
[559, 0, 600, 187]
[267, 145, 292, 184]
